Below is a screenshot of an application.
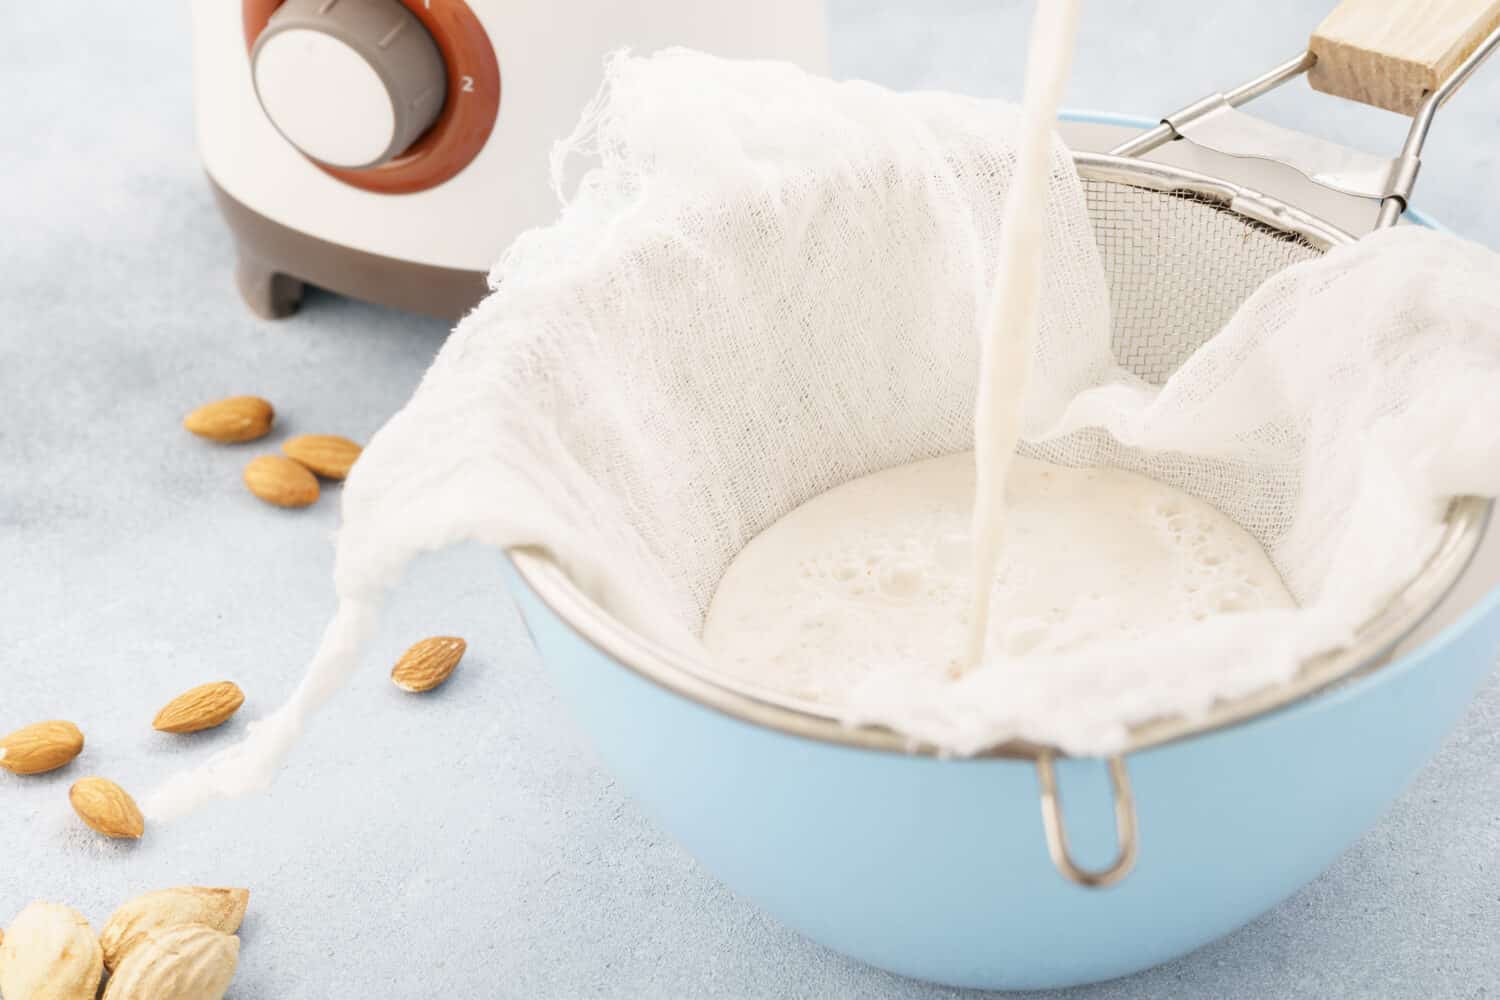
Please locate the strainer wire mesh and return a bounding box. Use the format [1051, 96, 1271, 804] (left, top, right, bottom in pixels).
[1083, 180, 1322, 383]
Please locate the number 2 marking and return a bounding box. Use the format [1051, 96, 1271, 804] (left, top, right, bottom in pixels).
[461, 75, 475, 93]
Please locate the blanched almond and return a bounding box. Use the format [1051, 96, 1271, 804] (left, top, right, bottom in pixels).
[101, 924, 238, 1000]
[101, 887, 249, 971]
[0, 901, 104, 1000]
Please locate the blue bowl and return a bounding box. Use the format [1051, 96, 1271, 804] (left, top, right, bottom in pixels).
[500, 114, 1500, 990]
[505, 547, 1498, 990]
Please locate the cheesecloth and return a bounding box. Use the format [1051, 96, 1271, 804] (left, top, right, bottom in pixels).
[149, 50, 1500, 818]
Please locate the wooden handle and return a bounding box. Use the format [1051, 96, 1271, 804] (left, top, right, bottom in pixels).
[1309, 0, 1500, 114]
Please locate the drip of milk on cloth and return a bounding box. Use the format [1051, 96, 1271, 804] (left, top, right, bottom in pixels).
[966, 0, 1083, 671]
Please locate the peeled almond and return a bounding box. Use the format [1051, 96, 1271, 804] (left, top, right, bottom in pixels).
[102, 923, 239, 1000]
[70, 777, 145, 840]
[391, 636, 467, 693]
[101, 887, 249, 971]
[0, 720, 85, 775]
[152, 682, 245, 734]
[282, 434, 362, 480]
[243, 455, 319, 508]
[183, 396, 274, 443]
[0, 901, 103, 1000]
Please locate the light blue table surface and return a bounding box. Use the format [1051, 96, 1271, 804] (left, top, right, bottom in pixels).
[2, 2, 1497, 997]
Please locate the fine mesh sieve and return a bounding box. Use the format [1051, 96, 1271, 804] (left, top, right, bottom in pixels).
[510, 27, 1500, 888]
[512, 149, 1486, 744]
[508, 144, 1491, 885]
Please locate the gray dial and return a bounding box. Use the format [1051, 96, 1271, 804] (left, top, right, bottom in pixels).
[252, 0, 448, 170]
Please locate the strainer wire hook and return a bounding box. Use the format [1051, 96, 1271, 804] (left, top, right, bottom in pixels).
[1107, 25, 1500, 229]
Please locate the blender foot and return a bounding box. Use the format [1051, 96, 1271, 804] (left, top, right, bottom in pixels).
[235, 254, 305, 319]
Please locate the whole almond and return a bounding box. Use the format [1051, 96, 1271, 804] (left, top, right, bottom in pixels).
[152, 682, 245, 735]
[70, 777, 145, 840]
[243, 455, 319, 508]
[0, 901, 104, 1000]
[283, 434, 362, 480]
[0, 720, 85, 775]
[391, 636, 467, 693]
[101, 887, 249, 972]
[183, 396, 274, 443]
[102, 924, 239, 1000]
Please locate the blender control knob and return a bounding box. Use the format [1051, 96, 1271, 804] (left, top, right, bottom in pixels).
[251, 0, 448, 170]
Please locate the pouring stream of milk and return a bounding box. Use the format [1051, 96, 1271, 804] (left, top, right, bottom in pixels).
[965, 0, 1083, 671]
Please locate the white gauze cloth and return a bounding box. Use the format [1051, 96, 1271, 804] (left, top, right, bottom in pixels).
[148, 50, 1500, 817]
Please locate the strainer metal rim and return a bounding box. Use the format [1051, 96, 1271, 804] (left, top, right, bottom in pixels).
[508, 153, 1494, 762]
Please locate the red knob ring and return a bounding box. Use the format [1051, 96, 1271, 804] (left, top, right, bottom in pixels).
[243, 0, 501, 195]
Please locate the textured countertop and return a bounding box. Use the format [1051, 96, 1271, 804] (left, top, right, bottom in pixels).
[3, 1, 1498, 997]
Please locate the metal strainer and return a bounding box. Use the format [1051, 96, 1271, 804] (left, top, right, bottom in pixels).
[1094, 14, 1500, 378]
[513, 9, 1500, 893]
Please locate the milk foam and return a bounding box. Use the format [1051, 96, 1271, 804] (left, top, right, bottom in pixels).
[702, 453, 1294, 700]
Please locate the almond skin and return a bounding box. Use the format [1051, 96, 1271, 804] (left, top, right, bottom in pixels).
[243, 455, 319, 508]
[101, 924, 239, 1000]
[70, 777, 145, 839]
[282, 434, 362, 480]
[101, 887, 249, 972]
[390, 636, 467, 693]
[0, 720, 85, 775]
[152, 682, 245, 735]
[0, 901, 104, 1000]
[183, 396, 274, 443]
